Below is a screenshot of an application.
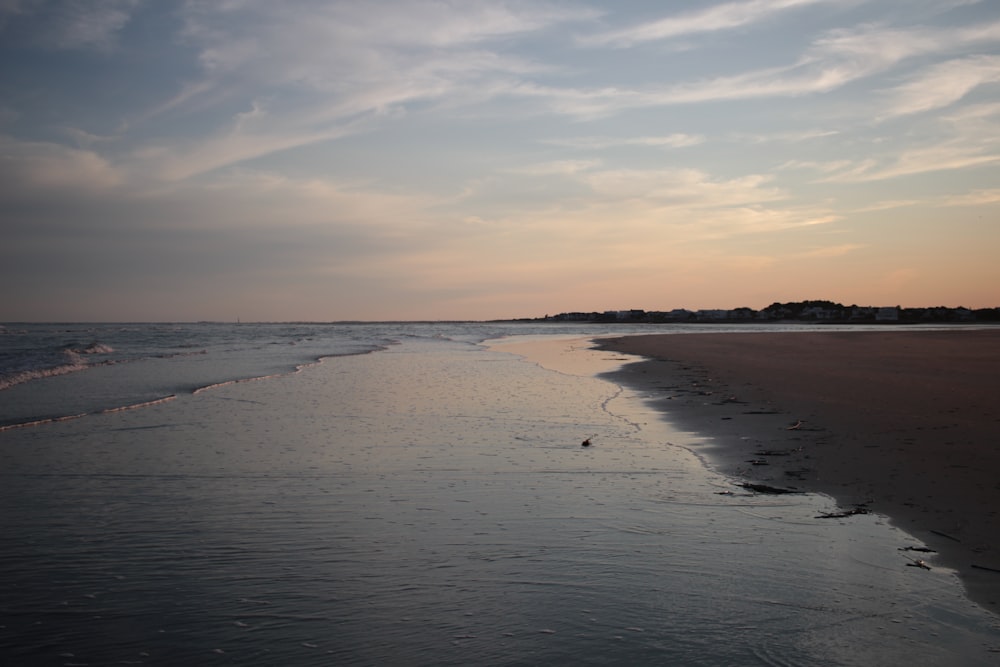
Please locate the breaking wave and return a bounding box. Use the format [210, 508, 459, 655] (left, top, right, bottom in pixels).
[0, 343, 115, 392]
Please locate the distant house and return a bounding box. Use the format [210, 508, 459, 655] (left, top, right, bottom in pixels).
[800, 306, 841, 320]
[875, 306, 899, 321]
[757, 304, 794, 320]
[610, 309, 646, 320]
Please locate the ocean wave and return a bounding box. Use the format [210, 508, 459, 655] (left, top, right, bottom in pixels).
[72, 342, 115, 355]
[0, 341, 117, 392]
[0, 359, 90, 391]
[0, 323, 395, 428]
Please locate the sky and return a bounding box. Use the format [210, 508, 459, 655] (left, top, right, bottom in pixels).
[1, 0, 999, 322]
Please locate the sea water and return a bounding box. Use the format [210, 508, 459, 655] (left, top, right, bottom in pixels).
[1, 323, 997, 665]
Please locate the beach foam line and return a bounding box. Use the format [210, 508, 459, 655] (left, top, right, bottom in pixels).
[192, 371, 295, 395]
[0, 395, 177, 432]
[99, 395, 177, 414]
[0, 412, 90, 432]
[2, 346, 394, 431]
[190, 347, 389, 395]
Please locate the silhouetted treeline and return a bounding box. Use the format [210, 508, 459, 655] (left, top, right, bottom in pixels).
[534, 301, 1000, 324]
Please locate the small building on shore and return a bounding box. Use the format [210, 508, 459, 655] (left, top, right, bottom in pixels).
[876, 306, 899, 321]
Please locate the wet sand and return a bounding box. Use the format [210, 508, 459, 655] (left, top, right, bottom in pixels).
[597, 328, 1000, 614]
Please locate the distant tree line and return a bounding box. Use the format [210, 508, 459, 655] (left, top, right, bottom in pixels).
[535, 301, 1000, 324]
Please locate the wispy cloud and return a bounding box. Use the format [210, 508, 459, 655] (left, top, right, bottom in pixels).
[0, 135, 123, 196]
[852, 199, 919, 213]
[858, 188, 1000, 211]
[110, 4, 1000, 180]
[130, 1, 598, 177]
[505, 159, 601, 176]
[800, 243, 866, 257]
[820, 141, 1000, 182]
[777, 159, 854, 173]
[507, 19, 1000, 119]
[880, 55, 1000, 118]
[0, 0, 140, 51]
[732, 129, 839, 144]
[583, 168, 785, 206]
[543, 134, 705, 150]
[557, 167, 840, 239]
[136, 120, 367, 182]
[938, 188, 1000, 207]
[582, 0, 839, 47]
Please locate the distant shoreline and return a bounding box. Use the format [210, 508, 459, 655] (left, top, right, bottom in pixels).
[521, 300, 1000, 325]
[597, 329, 1000, 616]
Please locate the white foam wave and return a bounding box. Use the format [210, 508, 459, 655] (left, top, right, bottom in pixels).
[0, 411, 89, 432]
[99, 395, 177, 414]
[0, 395, 177, 431]
[1, 342, 116, 391]
[74, 342, 114, 355]
[0, 360, 89, 391]
[189, 349, 382, 395]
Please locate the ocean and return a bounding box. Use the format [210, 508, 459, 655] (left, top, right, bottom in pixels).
[1, 322, 997, 665]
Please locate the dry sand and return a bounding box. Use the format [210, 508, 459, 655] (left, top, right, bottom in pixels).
[597, 328, 1000, 615]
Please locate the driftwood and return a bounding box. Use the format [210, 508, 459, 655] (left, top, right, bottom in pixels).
[754, 448, 800, 457]
[971, 564, 1000, 574]
[906, 559, 932, 570]
[930, 529, 961, 542]
[739, 482, 801, 495]
[816, 506, 870, 519]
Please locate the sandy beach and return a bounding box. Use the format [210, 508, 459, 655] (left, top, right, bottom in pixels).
[597, 328, 1000, 614]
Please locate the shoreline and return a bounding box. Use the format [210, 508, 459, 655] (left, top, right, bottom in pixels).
[596, 329, 1000, 616]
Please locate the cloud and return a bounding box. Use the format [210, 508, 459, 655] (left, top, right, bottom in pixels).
[881, 54, 1000, 117]
[583, 168, 786, 207]
[0, 135, 123, 196]
[125, 2, 597, 178]
[504, 19, 1000, 119]
[582, 0, 839, 47]
[458, 165, 840, 243]
[505, 159, 601, 176]
[777, 158, 854, 173]
[543, 134, 705, 150]
[812, 20, 1000, 71]
[852, 199, 919, 212]
[800, 243, 866, 257]
[854, 188, 1000, 213]
[139, 113, 367, 182]
[1, 0, 140, 51]
[820, 142, 1000, 182]
[180, 1, 592, 81]
[938, 188, 1000, 207]
[112, 4, 1000, 180]
[670, 18, 1000, 103]
[732, 129, 839, 144]
[176, 168, 450, 234]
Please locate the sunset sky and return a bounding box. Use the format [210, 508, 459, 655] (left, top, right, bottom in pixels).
[2, 0, 999, 321]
